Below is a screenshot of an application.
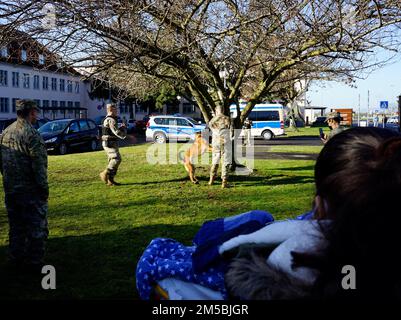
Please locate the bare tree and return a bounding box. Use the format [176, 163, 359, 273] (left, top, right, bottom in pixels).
[1, 0, 401, 127]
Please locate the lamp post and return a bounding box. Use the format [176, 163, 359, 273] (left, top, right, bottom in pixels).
[398, 95, 401, 132]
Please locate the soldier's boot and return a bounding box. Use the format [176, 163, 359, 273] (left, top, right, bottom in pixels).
[107, 176, 122, 186]
[221, 178, 229, 189]
[209, 165, 218, 185]
[99, 170, 109, 184]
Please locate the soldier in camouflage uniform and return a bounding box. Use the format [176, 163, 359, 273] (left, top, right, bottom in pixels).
[99, 103, 127, 186]
[0, 99, 48, 270]
[208, 105, 232, 188]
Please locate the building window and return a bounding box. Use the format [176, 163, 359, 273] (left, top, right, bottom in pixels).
[23, 73, 30, 89]
[74, 81, 80, 94]
[67, 80, 73, 93]
[183, 103, 195, 114]
[75, 101, 80, 108]
[1, 47, 8, 58]
[12, 72, 19, 88]
[42, 76, 49, 90]
[0, 97, 10, 113]
[34, 100, 41, 109]
[0, 70, 8, 86]
[59, 79, 65, 92]
[60, 101, 66, 108]
[21, 49, 27, 61]
[12, 98, 20, 113]
[67, 101, 73, 114]
[33, 75, 40, 89]
[51, 100, 58, 108]
[42, 100, 49, 108]
[39, 54, 45, 65]
[51, 78, 57, 91]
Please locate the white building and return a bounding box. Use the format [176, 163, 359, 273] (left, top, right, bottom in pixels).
[0, 30, 202, 122]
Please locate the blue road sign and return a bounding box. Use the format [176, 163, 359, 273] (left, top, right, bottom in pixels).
[380, 101, 389, 109]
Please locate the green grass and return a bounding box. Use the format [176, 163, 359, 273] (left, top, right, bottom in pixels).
[282, 126, 330, 137]
[256, 145, 323, 154]
[0, 143, 316, 299]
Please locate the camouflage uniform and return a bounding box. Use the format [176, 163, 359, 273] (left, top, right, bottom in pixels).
[101, 116, 127, 184]
[243, 118, 253, 146]
[208, 112, 232, 186]
[0, 100, 48, 265]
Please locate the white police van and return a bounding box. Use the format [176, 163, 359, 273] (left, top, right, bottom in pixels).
[146, 115, 206, 143]
[230, 103, 285, 140]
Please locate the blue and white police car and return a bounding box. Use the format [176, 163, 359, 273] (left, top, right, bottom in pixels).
[146, 115, 206, 143]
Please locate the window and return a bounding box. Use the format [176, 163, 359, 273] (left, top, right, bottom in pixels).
[67, 80, 73, 93]
[68, 121, 80, 133]
[12, 72, 19, 87]
[74, 81, 80, 93]
[21, 49, 27, 61]
[42, 76, 49, 90]
[42, 100, 50, 108]
[34, 100, 41, 109]
[23, 73, 30, 89]
[39, 54, 45, 65]
[176, 118, 192, 127]
[59, 79, 65, 92]
[78, 119, 89, 131]
[74, 101, 80, 108]
[154, 118, 166, 125]
[0, 97, 10, 113]
[183, 103, 195, 114]
[33, 75, 40, 89]
[0, 70, 8, 86]
[60, 101, 66, 108]
[88, 120, 96, 130]
[12, 98, 20, 113]
[1, 47, 8, 58]
[67, 101, 74, 114]
[256, 111, 280, 121]
[52, 100, 58, 108]
[51, 78, 57, 91]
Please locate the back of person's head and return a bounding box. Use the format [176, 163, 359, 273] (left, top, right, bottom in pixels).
[312, 127, 401, 299]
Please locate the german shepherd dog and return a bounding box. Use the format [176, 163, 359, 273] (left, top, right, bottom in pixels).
[180, 132, 212, 184]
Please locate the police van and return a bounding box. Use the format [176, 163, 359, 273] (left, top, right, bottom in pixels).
[230, 103, 285, 140]
[146, 115, 206, 143]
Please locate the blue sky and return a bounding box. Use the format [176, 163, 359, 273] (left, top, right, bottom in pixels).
[308, 54, 401, 114]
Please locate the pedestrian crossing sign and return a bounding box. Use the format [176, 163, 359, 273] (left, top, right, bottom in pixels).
[380, 101, 389, 109]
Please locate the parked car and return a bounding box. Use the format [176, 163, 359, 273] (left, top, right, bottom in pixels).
[311, 117, 328, 127]
[146, 115, 206, 143]
[387, 116, 399, 124]
[38, 118, 99, 155]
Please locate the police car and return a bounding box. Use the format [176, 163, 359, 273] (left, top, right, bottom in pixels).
[146, 115, 206, 143]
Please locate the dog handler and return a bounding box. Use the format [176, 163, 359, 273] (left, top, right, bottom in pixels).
[99, 103, 127, 186]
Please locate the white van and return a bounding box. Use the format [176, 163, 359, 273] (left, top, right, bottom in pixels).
[230, 103, 285, 140]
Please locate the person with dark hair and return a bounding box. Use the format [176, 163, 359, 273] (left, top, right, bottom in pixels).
[0, 99, 49, 273]
[225, 127, 401, 300]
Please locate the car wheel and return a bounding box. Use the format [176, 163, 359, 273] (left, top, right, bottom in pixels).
[59, 143, 68, 155]
[154, 132, 167, 144]
[90, 139, 98, 151]
[262, 130, 273, 140]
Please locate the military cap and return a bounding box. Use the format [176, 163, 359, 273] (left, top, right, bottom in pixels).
[106, 103, 117, 109]
[16, 99, 40, 112]
[325, 111, 342, 122]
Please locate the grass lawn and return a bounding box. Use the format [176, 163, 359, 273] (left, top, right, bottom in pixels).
[0, 142, 316, 299]
[282, 126, 330, 137]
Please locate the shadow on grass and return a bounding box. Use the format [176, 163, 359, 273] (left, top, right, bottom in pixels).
[0, 224, 200, 300]
[231, 174, 314, 187]
[274, 165, 315, 172]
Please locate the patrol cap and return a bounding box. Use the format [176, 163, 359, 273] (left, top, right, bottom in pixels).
[325, 111, 342, 122]
[16, 99, 40, 112]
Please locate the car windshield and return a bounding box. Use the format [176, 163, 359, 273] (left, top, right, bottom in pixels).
[38, 120, 70, 134]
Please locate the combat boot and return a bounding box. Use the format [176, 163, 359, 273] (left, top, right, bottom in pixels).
[99, 170, 109, 184]
[208, 175, 216, 186]
[107, 176, 122, 186]
[221, 179, 229, 188]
